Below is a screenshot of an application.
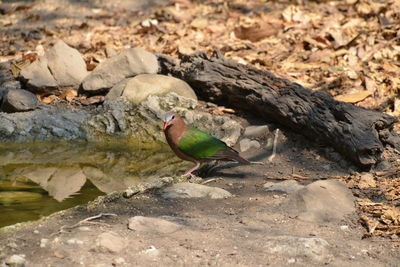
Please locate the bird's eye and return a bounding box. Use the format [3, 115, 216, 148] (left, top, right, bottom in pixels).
[171, 115, 175, 120]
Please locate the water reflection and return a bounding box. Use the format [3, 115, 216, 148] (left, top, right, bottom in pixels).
[0, 139, 187, 227]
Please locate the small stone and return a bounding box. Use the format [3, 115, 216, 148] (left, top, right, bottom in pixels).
[33, 230, 39, 234]
[239, 138, 261, 152]
[5, 254, 26, 266]
[113, 257, 126, 265]
[287, 258, 296, 264]
[263, 180, 304, 194]
[142, 245, 160, 256]
[40, 238, 49, 248]
[95, 232, 126, 253]
[67, 239, 84, 245]
[128, 216, 182, 234]
[340, 225, 349, 231]
[162, 182, 232, 199]
[1, 89, 38, 113]
[243, 125, 270, 138]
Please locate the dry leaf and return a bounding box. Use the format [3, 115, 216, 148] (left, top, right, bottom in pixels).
[60, 89, 78, 102]
[234, 22, 281, 42]
[41, 95, 58, 104]
[335, 91, 371, 103]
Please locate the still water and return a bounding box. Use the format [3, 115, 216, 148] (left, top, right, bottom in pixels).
[0, 139, 185, 228]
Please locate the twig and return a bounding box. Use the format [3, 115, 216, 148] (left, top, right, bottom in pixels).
[202, 178, 222, 185]
[268, 129, 280, 162]
[51, 213, 117, 236]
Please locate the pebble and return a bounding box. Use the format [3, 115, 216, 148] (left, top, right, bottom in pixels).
[113, 257, 126, 265]
[67, 239, 84, 245]
[5, 254, 26, 266]
[40, 238, 49, 248]
[142, 245, 160, 256]
[340, 225, 349, 231]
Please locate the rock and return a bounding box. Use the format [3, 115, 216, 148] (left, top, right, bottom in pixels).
[107, 74, 197, 105]
[67, 238, 84, 245]
[5, 254, 26, 266]
[1, 89, 38, 112]
[282, 180, 355, 223]
[113, 257, 126, 265]
[358, 173, 376, 188]
[0, 107, 90, 142]
[40, 238, 49, 248]
[104, 78, 129, 100]
[239, 138, 261, 152]
[264, 236, 332, 263]
[263, 180, 304, 194]
[20, 40, 87, 92]
[128, 216, 182, 234]
[20, 56, 57, 91]
[142, 245, 160, 256]
[46, 40, 88, 87]
[243, 125, 270, 138]
[162, 182, 232, 199]
[94, 231, 126, 253]
[82, 47, 158, 93]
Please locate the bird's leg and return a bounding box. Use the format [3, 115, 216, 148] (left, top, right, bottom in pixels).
[182, 161, 201, 177]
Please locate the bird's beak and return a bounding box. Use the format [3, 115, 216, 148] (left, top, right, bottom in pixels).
[163, 122, 169, 130]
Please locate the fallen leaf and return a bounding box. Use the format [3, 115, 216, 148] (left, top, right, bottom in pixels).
[335, 91, 371, 103]
[234, 22, 281, 42]
[59, 89, 78, 102]
[41, 95, 58, 104]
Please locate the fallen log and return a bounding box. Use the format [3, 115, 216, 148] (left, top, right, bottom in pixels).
[157, 51, 400, 168]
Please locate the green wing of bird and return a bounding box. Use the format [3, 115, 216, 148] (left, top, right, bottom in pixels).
[178, 127, 228, 160]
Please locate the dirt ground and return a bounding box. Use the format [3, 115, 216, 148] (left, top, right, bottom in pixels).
[0, 115, 399, 267]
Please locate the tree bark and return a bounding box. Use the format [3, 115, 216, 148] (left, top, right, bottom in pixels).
[157, 51, 400, 168]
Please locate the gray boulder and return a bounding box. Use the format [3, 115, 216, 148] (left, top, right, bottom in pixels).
[1, 89, 38, 113]
[82, 48, 159, 93]
[46, 40, 88, 87]
[162, 182, 232, 199]
[106, 74, 197, 105]
[20, 56, 57, 92]
[20, 40, 88, 92]
[282, 180, 355, 223]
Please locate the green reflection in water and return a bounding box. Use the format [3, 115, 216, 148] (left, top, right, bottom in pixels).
[0, 139, 188, 228]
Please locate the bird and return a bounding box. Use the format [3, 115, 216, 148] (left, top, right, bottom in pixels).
[163, 112, 251, 176]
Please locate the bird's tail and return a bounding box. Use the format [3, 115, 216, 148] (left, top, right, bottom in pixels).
[212, 148, 252, 165]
